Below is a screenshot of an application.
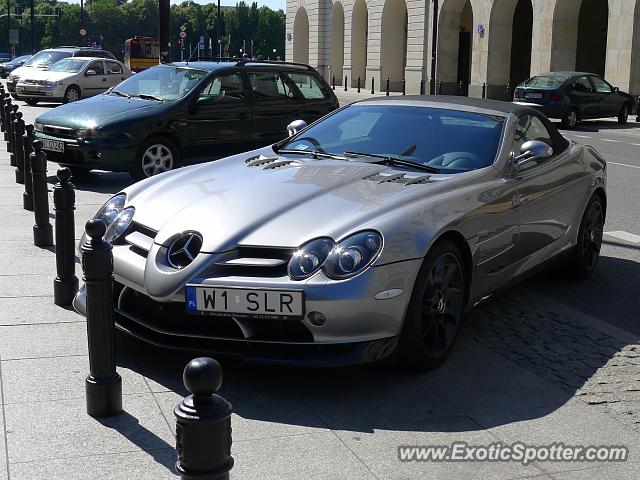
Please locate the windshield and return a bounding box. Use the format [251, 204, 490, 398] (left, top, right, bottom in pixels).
[25, 50, 72, 68]
[111, 65, 207, 101]
[523, 75, 569, 89]
[281, 105, 505, 174]
[48, 59, 88, 73]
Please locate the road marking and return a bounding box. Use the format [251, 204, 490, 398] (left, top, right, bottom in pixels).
[604, 231, 640, 245]
[573, 135, 593, 139]
[631, 143, 640, 147]
[608, 161, 640, 169]
[600, 139, 622, 143]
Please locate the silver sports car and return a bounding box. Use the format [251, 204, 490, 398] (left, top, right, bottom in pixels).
[74, 96, 606, 369]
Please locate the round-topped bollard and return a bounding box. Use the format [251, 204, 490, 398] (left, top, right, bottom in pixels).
[30, 140, 53, 247]
[174, 357, 233, 480]
[22, 124, 35, 211]
[13, 112, 25, 182]
[81, 219, 122, 417]
[53, 167, 79, 306]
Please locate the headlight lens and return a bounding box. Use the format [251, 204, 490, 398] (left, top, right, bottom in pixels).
[94, 194, 126, 229]
[43, 80, 63, 87]
[7, 75, 15, 82]
[103, 207, 135, 243]
[34, 122, 43, 132]
[323, 231, 383, 279]
[288, 237, 334, 280]
[77, 128, 109, 139]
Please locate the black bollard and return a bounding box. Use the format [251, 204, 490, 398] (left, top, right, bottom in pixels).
[386, 77, 390, 96]
[482, 82, 487, 99]
[402, 78, 406, 95]
[14, 113, 25, 184]
[636, 96, 640, 122]
[371, 76, 375, 95]
[7, 104, 17, 158]
[420, 79, 425, 95]
[174, 357, 233, 480]
[82, 219, 123, 417]
[357, 75, 361, 93]
[332, 74, 335, 90]
[506, 83, 511, 101]
[10, 108, 20, 167]
[438, 80, 443, 95]
[2, 97, 11, 143]
[344, 75, 347, 91]
[53, 167, 79, 307]
[458, 81, 463, 95]
[30, 140, 54, 247]
[23, 125, 35, 211]
[0, 93, 6, 133]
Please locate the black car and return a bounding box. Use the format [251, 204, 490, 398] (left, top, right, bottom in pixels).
[513, 72, 636, 128]
[34, 59, 339, 179]
[0, 55, 31, 79]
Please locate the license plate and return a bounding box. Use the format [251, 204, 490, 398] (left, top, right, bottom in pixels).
[41, 139, 65, 153]
[186, 286, 304, 319]
[525, 92, 542, 99]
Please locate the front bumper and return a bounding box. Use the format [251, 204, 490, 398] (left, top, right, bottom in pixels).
[15, 83, 66, 100]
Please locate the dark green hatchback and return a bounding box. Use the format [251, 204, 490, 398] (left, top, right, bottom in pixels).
[34, 59, 338, 179]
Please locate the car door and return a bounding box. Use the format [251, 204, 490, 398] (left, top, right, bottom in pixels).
[82, 60, 108, 97]
[589, 75, 622, 117]
[246, 69, 300, 146]
[104, 61, 128, 88]
[185, 70, 252, 160]
[509, 113, 588, 261]
[566, 75, 599, 119]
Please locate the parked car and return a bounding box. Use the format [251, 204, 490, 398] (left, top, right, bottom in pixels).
[34, 59, 338, 179]
[72, 96, 606, 369]
[6, 46, 116, 97]
[15, 57, 131, 105]
[513, 71, 636, 128]
[0, 55, 31, 79]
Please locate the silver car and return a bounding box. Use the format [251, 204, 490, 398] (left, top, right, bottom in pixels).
[74, 96, 606, 369]
[15, 57, 131, 105]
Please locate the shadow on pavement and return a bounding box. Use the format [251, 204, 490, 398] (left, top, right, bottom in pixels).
[46, 170, 134, 194]
[553, 118, 640, 132]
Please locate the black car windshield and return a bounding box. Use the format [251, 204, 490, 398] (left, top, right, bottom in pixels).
[111, 65, 208, 101]
[48, 59, 88, 73]
[25, 51, 71, 68]
[524, 75, 569, 89]
[281, 105, 505, 173]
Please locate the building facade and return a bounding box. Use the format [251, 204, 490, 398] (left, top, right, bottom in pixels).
[285, 0, 640, 98]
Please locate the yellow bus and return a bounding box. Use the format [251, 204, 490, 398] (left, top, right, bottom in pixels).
[124, 37, 160, 73]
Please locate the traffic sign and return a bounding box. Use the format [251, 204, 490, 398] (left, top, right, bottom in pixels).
[180, 25, 187, 32]
[199, 36, 205, 48]
[179, 31, 187, 39]
[80, 28, 87, 36]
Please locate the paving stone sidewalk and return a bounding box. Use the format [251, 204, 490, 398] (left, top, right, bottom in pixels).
[0, 139, 639, 479]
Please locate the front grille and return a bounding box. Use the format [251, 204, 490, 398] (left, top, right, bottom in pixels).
[213, 246, 295, 278]
[42, 125, 76, 139]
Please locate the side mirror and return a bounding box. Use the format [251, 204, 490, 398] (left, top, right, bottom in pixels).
[513, 140, 553, 169]
[612, 86, 620, 92]
[195, 96, 214, 106]
[287, 119, 307, 137]
[85, 69, 97, 76]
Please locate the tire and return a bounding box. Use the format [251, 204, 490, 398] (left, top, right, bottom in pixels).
[25, 99, 38, 106]
[566, 195, 604, 279]
[617, 103, 630, 124]
[397, 240, 467, 371]
[131, 136, 180, 180]
[63, 85, 81, 104]
[561, 108, 578, 129]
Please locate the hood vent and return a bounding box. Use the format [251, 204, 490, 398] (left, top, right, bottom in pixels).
[364, 173, 433, 186]
[245, 154, 301, 170]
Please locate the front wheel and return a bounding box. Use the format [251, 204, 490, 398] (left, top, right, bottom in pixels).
[131, 137, 180, 180]
[63, 86, 81, 104]
[617, 103, 630, 124]
[397, 240, 467, 371]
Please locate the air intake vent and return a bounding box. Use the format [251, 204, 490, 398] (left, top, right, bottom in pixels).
[363, 173, 432, 186]
[245, 155, 301, 170]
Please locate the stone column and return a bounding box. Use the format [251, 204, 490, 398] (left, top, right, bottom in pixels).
[605, 0, 638, 95]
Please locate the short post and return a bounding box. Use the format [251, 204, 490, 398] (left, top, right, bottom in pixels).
[357, 75, 361, 93]
[386, 77, 390, 96]
[2, 96, 10, 141]
[82, 219, 123, 417]
[0, 93, 6, 133]
[402, 78, 406, 95]
[13, 113, 25, 184]
[7, 104, 17, 159]
[53, 167, 79, 307]
[482, 82, 487, 99]
[344, 75, 348, 92]
[371, 76, 375, 95]
[438, 80, 443, 95]
[10, 107, 20, 167]
[332, 74, 335, 90]
[506, 83, 511, 101]
[23, 125, 35, 211]
[30, 140, 54, 247]
[420, 79, 425, 95]
[636, 96, 640, 122]
[174, 357, 234, 480]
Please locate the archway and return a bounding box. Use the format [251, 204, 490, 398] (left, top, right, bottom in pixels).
[351, 0, 368, 88]
[437, 0, 473, 94]
[380, 0, 408, 91]
[293, 7, 309, 64]
[551, 0, 608, 75]
[331, 2, 345, 85]
[510, 0, 533, 87]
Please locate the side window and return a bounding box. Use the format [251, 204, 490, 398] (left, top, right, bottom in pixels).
[87, 61, 105, 75]
[248, 71, 288, 101]
[106, 62, 123, 74]
[285, 72, 326, 100]
[198, 71, 245, 104]
[572, 76, 594, 93]
[590, 76, 612, 93]
[511, 114, 553, 158]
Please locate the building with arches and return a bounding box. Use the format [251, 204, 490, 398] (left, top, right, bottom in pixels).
[286, 0, 640, 97]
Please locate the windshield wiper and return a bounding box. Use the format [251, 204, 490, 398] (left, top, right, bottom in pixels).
[135, 93, 164, 102]
[277, 148, 346, 160]
[110, 89, 131, 99]
[344, 151, 440, 173]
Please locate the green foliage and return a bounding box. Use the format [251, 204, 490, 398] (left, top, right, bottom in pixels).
[1, 0, 285, 61]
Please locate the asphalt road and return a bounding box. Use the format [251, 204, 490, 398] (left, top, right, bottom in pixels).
[6, 90, 640, 337]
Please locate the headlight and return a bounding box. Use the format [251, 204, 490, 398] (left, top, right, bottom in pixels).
[323, 231, 383, 279]
[43, 80, 63, 87]
[288, 237, 334, 280]
[77, 128, 109, 139]
[103, 207, 135, 243]
[7, 75, 15, 82]
[94, 194, 126, 229]
[34, 122, 43, 133]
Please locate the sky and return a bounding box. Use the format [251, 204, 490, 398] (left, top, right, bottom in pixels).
[64, 0, 286, 11]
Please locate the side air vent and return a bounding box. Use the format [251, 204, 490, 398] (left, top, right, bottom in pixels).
[364, 173, 433, 185]
[245, 155, 301, 170]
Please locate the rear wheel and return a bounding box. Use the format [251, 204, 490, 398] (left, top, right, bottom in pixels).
[567, 195, 604, 279]
[398, 240, 467, 371]
[562, 108, 578, 129]
[131, 136, 180, 180]
[617, 103, 630, 124]
[63, 86, 81, 104]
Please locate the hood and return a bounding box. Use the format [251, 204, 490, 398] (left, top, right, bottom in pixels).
[9, 64, 47, 78]
[35, 94, 165, 129]
[125, 151, 453, 254]
[16, 70, 77, 82]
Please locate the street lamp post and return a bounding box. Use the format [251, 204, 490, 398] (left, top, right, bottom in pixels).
[30, 0, 34, 53]
[217, 0, 222, 57]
